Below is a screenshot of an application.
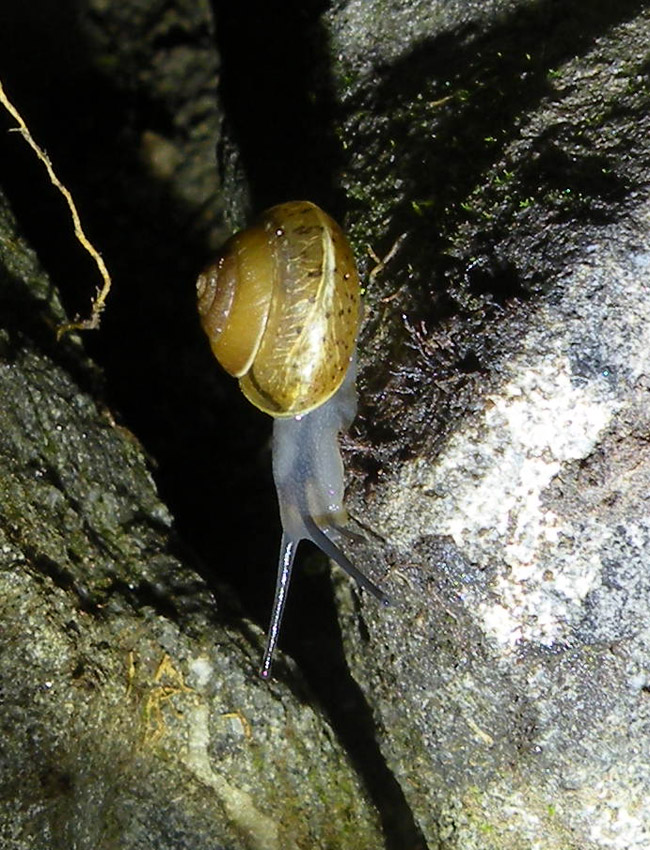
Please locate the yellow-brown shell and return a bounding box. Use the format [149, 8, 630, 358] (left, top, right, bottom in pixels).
[197, 201, 361, 418]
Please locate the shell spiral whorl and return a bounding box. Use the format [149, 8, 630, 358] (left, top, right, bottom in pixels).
[197, 201, 361, 418]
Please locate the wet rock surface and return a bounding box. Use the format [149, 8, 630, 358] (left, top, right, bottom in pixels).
[0, 187, 383, 848]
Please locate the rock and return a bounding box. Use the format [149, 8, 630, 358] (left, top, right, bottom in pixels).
[0, 77, 381, 850]
[327, 1, 650, 847]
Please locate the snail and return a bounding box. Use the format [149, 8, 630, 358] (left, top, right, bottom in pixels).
[197, 200, 389, 679]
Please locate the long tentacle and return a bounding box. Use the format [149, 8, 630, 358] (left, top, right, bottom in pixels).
[260, 534, 298, 680]
[307, 518, 390, 606]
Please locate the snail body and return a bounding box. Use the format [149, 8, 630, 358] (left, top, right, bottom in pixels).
[197, 201, 388, 679]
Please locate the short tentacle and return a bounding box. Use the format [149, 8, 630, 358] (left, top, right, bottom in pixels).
[309, 517, 390, 606]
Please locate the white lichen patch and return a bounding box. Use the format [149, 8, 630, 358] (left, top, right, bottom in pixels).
[187, 655, 214, 691]
[377, 338, 617, 648]
[587, 785, 649, 850]
[376, 227, 650, 653]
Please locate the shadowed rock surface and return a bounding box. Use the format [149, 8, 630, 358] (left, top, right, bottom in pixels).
[327, 1, 650, 847]
[0, 188, 384, 847]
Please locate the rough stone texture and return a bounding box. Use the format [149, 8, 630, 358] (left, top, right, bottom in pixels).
[341, 215, 650, 848]
[0, 0, 386, 846]
[326, 1, 650, 848]
[0, 187, 384, 848]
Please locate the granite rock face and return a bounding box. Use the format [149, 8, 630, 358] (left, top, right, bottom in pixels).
[326, 1, 650, 847]
[341, 211, 650, 848]
[0, 0, 385, 844]
[0, 188, 383, 848]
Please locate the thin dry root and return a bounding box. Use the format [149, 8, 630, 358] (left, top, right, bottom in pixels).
[0, 78, 112, 338]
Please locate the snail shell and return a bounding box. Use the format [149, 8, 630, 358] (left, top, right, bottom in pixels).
[196, 201, 361, 418]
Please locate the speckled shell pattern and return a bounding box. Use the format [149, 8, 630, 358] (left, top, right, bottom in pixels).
[197, 201, 361, 418]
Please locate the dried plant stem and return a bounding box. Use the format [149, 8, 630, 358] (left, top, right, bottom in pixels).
[0, 78, 112, 337]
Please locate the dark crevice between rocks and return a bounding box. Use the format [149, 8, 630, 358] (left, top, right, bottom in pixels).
[0, 0, 271, 617]
[0, 2, 425, 841]
[212, 4, 429, 844]
[268, 554, 428, 850]
[212, 0, 346, 215]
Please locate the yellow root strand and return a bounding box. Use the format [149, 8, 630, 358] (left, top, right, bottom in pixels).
[0, 78, 112, 338]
